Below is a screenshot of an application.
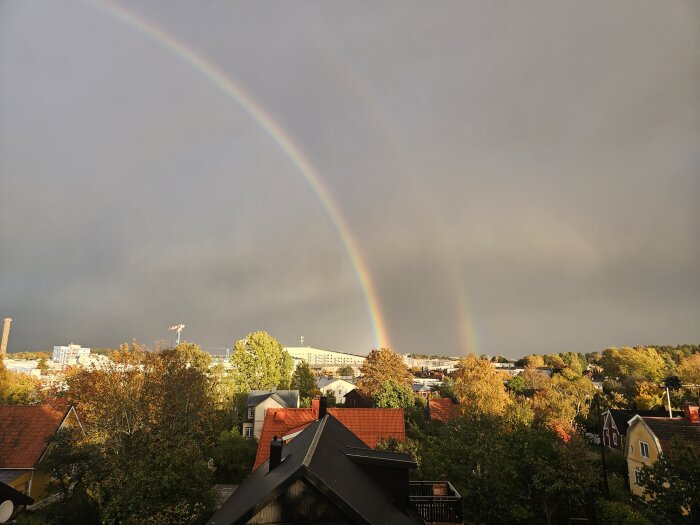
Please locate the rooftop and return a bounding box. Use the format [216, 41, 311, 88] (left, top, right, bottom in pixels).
[254, 407, 405, 468]
[0, 404, 72, 469]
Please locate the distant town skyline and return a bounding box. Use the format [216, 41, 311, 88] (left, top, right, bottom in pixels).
[1, 1, 699, 358]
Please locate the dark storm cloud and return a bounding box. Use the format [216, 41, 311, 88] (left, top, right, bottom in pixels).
[1, 0, 698, 357]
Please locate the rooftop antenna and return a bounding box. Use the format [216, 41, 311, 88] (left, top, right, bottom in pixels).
[300, 335, 304, 346]
[169, 324, 185, 346]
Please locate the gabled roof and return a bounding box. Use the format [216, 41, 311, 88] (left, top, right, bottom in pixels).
[638, 416, 700, 452]
[208, 415, 423, 525]
[0, 405, 74, 469]
[411, 383, 432, 392]
[246, 390, 299, 408]
[428, 397, 461, 422]
[317, 377, 355, 389]
[254, 407, 405, 468]
[607, 408, 682, 435]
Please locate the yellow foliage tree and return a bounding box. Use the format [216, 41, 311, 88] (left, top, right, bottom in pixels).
[453, 354, 510, 417]
[634, 381, 664, 410]
[678, 354, 700, 386]
[356, 347, 410, 397]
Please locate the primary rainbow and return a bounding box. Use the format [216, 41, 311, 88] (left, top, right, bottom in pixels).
[83, 0, 391, 349]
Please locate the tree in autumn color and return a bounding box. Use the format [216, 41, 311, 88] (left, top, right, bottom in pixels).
[229, 331, 293, 392]
[39, 341, 221, 524]
[356, 347, 410, 397]
[453, 354, 511, 417]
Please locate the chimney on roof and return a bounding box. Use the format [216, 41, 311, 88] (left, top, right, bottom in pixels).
[269, 436, 283, 471]
[319, 396, 327, 418]
[312, 396, 320, 417]
[683, 403, 699, 424]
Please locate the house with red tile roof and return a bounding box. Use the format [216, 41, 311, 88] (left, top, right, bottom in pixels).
[427, 397, 461, 423]
[252, 398, 405, 469]
[0, 404, 81, 502]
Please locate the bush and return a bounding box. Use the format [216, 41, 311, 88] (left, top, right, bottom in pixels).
[595, 499, 653, 525]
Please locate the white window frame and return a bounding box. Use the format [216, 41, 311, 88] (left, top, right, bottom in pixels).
[634, 467, 641, 485]
[247, 407, 255, 420]
[640, 441, 649, 458]
[244, 426, 253, 438]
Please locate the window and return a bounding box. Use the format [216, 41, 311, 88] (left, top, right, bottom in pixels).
[245, 426, 253, 438]
[634, 467, 641, 485]
[247, 407, 255, 419]
[640, 441, 649, 458]
[612, 433, 617, 446]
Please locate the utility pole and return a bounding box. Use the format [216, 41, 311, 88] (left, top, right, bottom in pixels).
[595, 393, 609, 498]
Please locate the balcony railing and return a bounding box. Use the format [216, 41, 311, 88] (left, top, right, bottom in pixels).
[409, 481, 463, 524]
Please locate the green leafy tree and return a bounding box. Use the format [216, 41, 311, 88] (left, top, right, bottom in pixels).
[638, 440, 700, 523]
[336, 365, 355, 378]
[208, 429, 258, 484]
[229, 331, 292, 392]
[173, 342, 212, 370]
[372, 379, 414, 408]
[37, 355, 50, 375]
[291, 360, 317, 400]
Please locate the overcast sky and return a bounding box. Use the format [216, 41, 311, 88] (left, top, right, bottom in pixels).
[1, 1, 699, 358]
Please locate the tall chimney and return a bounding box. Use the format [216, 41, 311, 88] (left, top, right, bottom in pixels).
[312, 396, 320, 418]
[0, 318, 11, 356]
[319, 396, 328, 418]
[269, 436, 283, 471]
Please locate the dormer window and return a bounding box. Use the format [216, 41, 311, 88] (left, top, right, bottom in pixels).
[248, 407, 255, 419]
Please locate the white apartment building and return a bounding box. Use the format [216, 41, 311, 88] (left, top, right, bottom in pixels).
[285, 347, 365, 369]
[52, 344, 90, 364]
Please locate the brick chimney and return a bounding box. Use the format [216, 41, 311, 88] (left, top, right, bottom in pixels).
[269, 436, 283, 471]
[312, 396, 320, 417]
[0, 318, 11, 356]
[683, 403, 699, 424]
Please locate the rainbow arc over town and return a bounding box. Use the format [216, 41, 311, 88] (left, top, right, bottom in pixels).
[83, 0, 391, 349]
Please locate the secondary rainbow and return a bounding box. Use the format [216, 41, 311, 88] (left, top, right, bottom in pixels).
[83, 0, 390, 349]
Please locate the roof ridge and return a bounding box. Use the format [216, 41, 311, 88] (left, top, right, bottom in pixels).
[302, 416, 327, 467]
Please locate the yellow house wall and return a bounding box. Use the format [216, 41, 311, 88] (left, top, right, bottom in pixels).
[4, 470, 32, 496]
[626, 421, 661, 497]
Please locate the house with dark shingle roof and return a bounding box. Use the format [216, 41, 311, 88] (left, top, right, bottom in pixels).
[625, 403, 700, 497]
[0, 404, 81, 502]
[253, 398, 405, 469]
[242, 390, 299, 440]
[208, 407, 462, 525]
[602, 408, 682, 453]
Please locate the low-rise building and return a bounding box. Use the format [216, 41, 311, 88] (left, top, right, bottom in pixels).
[625, 403, 700, 497]
[0, 404, 81, 502]
[317, 377, 356, 404]
[602, 408, 682, 453]
[242, 390, 299, 440]
[52, 344, 90, 365]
